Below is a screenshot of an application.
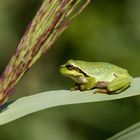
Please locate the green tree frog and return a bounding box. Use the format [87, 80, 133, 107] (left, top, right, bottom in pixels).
[59, 60, 132, 94]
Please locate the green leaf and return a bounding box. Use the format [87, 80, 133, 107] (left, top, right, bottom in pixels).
[0, 77, 140, 125]
[107, 122, 140, 140]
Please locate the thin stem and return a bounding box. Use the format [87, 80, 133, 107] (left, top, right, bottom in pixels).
[0, 0, 90, 105]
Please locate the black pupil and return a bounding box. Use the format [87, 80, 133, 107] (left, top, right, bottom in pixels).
[66, 65, 73, 70]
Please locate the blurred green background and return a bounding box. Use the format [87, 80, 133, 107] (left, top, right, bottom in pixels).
[0, 0, 140, 140]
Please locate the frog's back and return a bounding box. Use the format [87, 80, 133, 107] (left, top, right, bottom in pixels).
[72, 60, 129, 81]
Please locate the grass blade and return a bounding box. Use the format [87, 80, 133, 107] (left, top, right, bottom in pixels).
[0, 77, 140, 125]
[107, 122, 140, 140]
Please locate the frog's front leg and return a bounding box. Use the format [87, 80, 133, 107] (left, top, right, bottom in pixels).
[107, 75, 132, 93]
[80, 77, 96, 91]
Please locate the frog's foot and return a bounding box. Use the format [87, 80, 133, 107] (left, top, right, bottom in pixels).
[70, 83, 80, 91]
[93, 85, 131, 95]
[70, 83, 93, 91]
[93, 88, 111, 94]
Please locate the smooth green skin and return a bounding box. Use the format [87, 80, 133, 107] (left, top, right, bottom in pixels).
[59, 60, 132, 93]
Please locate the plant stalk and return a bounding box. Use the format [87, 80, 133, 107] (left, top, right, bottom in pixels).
[0, 0, 90, 105]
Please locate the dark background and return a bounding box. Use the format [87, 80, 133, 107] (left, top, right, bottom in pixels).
[0, 0, 140, 139]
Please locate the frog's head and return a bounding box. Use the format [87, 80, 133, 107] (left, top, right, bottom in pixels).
[59, 60, 86, 81]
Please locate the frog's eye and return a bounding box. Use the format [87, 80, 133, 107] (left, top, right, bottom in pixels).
[66, 64, 74, 70]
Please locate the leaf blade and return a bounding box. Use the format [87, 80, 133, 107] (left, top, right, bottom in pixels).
[0, 77, 140, 125]
[107, 122, 140, 140]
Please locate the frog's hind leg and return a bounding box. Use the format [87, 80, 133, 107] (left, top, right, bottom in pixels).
[107, 75, 132, 93]
[96, 81, 109, 88]
[112, 84, 131, 94]
[93, 81, 109, 94]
